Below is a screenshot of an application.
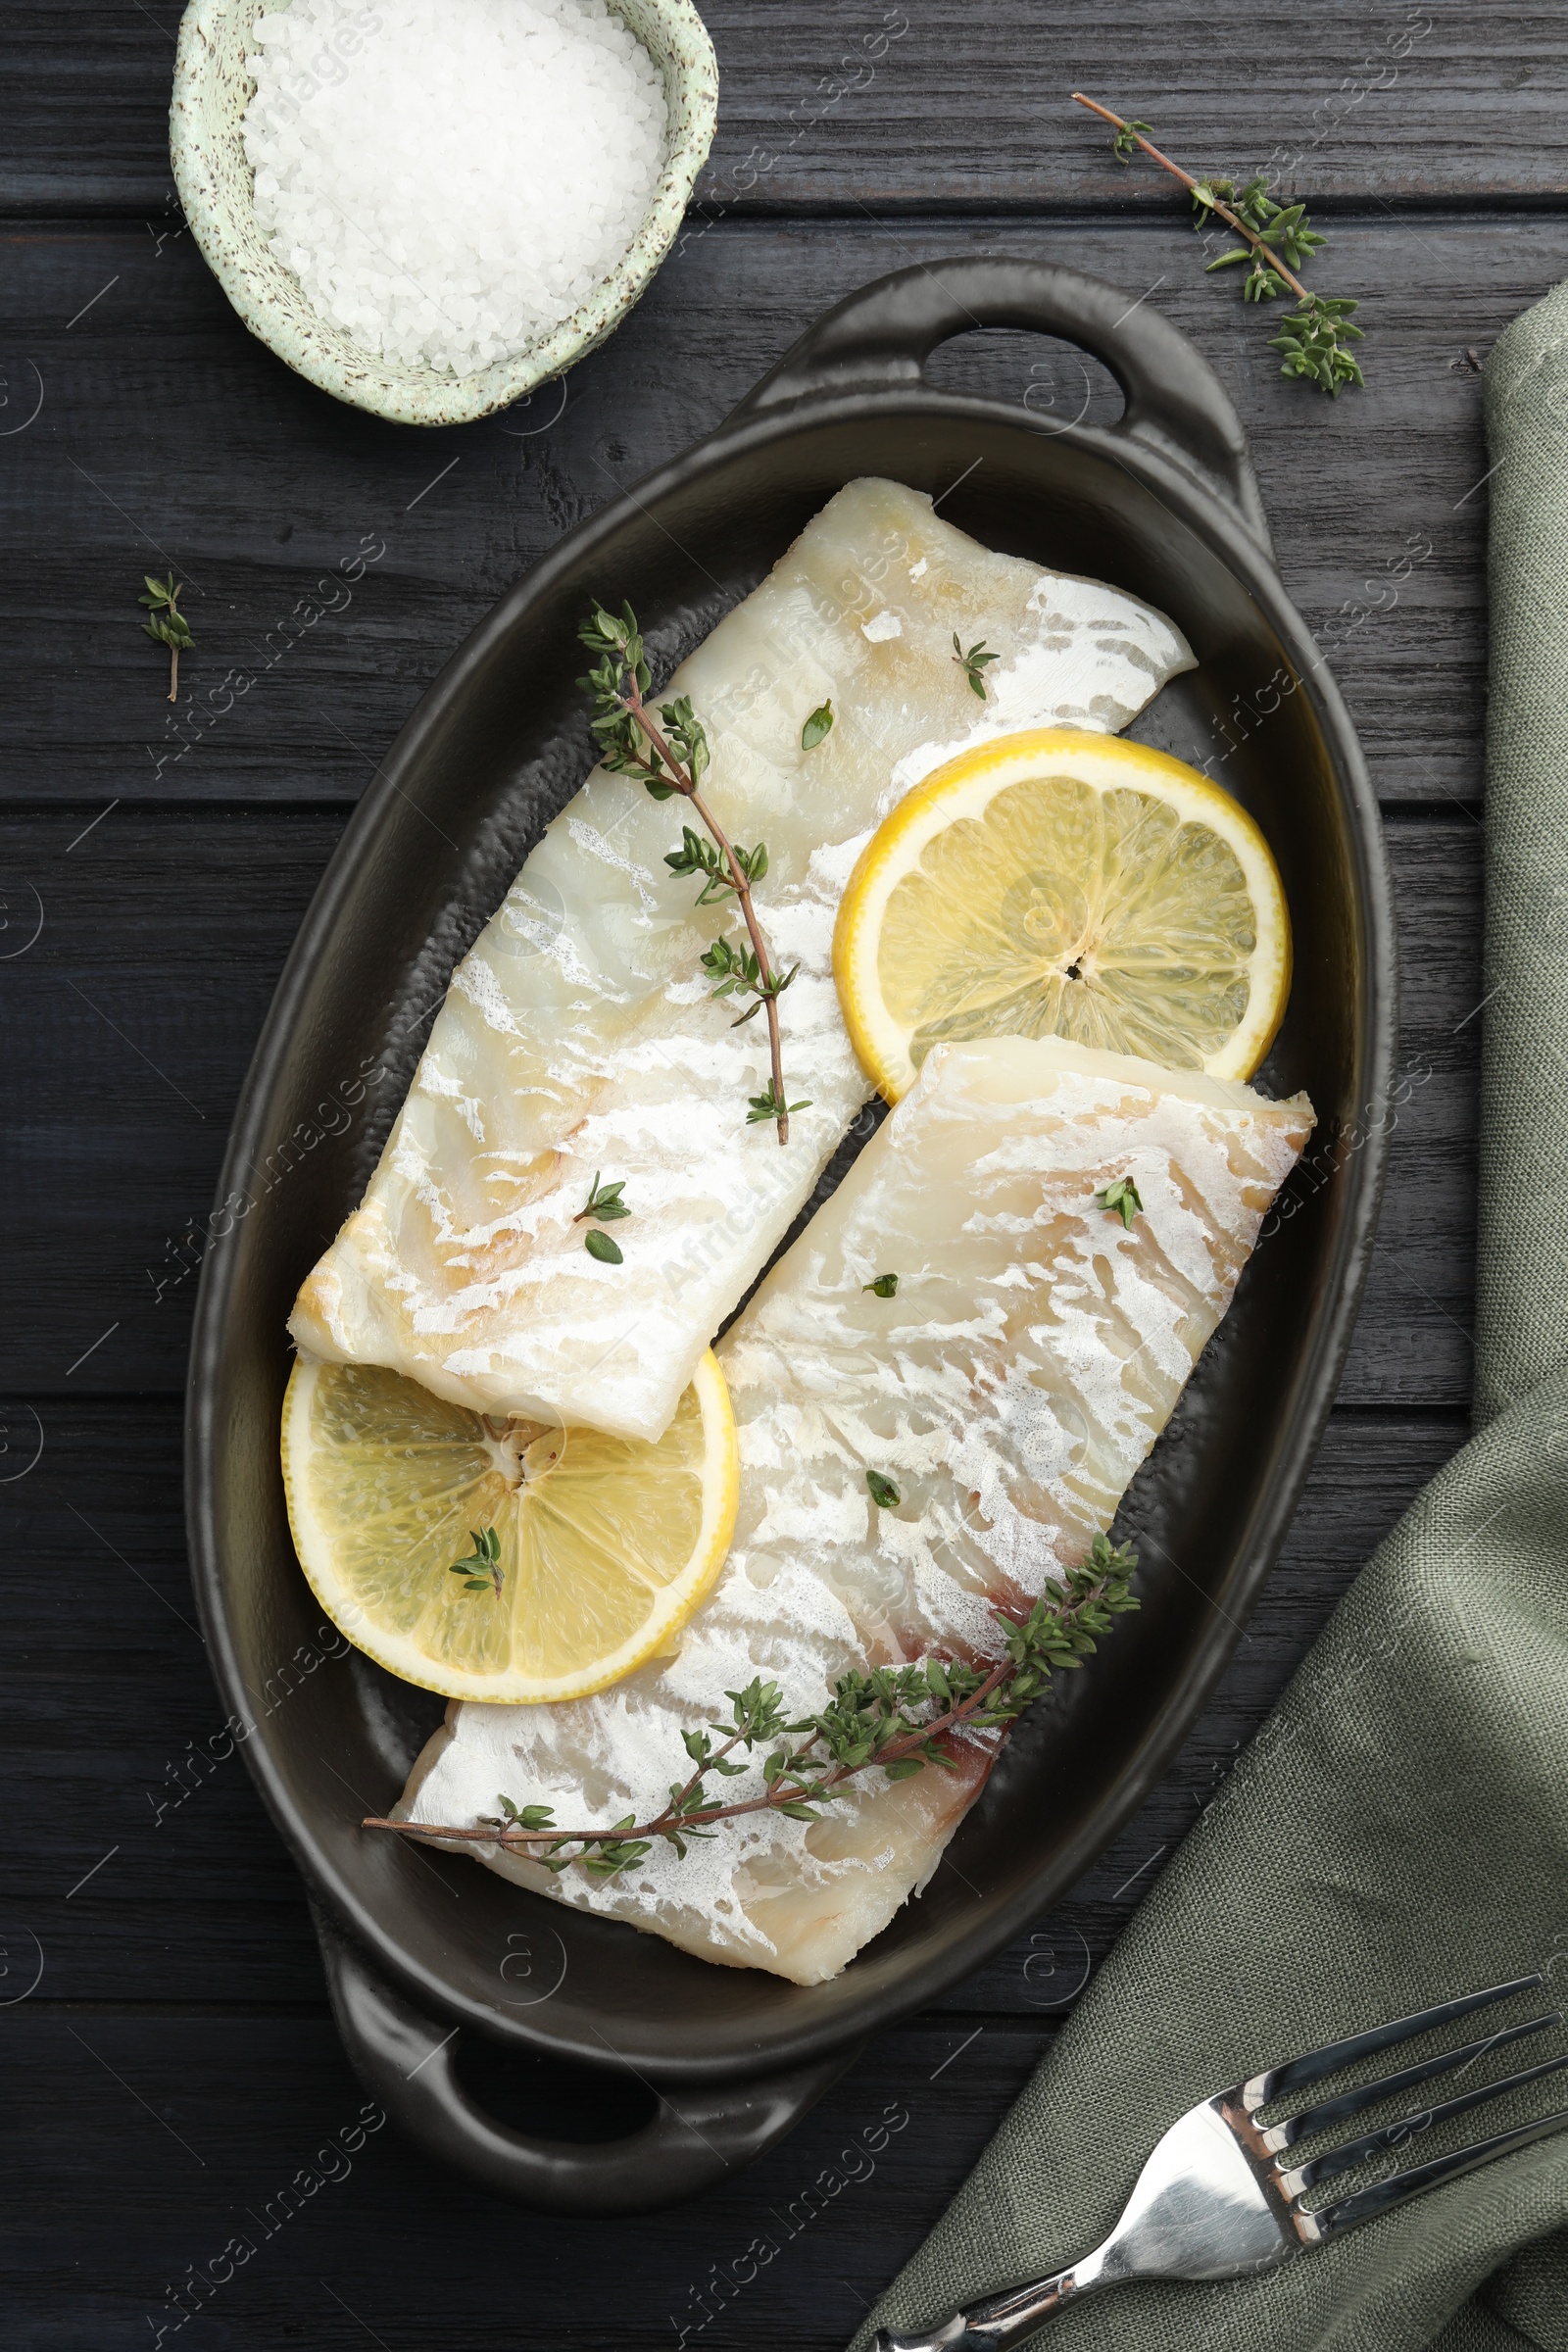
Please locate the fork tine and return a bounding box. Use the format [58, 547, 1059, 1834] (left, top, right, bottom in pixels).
[1258, 2012, 1563, 2152]
[1299, 2103, 1568, 2240]
[1241, 1975, 1544, 2111]
[1279, 2049, 1568, 2195]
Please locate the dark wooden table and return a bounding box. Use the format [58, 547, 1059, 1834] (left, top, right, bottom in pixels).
[5, 5, 1554, 2343]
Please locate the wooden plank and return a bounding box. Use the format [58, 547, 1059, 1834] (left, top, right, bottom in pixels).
[4, 808, 345, 1396]
[0, 807, 1481, 1403]
[3, 1382, 1463, 2011]
[0, 211, 1538, 810]
[5, 3, 1568, 215]
[2, 2002, 1037, 2347]
[1352, 808, 1481, 1408]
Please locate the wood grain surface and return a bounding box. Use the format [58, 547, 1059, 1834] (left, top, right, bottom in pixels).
[3, 210, 1551, 808]
[0, 4, 1534, 2344]
[6, 4, 1568, 212]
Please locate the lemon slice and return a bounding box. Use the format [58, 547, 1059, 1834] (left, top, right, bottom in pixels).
[280, 1351, 739, 1704]
[834, 727, 1291, 1100]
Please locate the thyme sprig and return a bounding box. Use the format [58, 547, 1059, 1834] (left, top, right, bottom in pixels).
[364, 1535, 1140, 1875]
[579, 603, 806, 1144]
[1071, 94, 1365, 396]
[575, 1172, 629, 1225]
[574, 1172, 629, 1263]
[139, 573, 193, 701]
[953, 634, 1000, 699]
[449, 1526, 503, 1597]
[1098, 1176, 1143, 1229]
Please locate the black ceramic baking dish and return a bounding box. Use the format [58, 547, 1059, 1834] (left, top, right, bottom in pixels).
[186, 259, 1395, 2214]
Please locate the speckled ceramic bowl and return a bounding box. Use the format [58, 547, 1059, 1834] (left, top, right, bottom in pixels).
[170, 0, 717, 427]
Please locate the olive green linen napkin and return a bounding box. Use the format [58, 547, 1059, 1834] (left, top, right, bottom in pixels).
[853, 281, 1568, 2352]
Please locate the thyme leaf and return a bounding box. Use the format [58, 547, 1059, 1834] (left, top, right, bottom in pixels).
[574, 1172, 630, 1224]
[702, 935, 801, 1027]
[139, 572, 192, 701]
[1269, 294, 1365, 396]
[747, 1082, 811, 1127]
[449, 1525, 503, 1598]
[953, 634, 1000, 698]
[1097, 1175, 1144, 1229]
[801, 700, 835, 751]
[862, 1272, 900, 1298]
[1111, 114, 1153, 162]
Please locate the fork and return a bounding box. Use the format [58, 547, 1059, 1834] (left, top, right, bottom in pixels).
[875, 1975, 1568, 2351]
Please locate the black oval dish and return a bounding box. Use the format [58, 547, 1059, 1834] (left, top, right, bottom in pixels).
[186, 261, 1395, 2214]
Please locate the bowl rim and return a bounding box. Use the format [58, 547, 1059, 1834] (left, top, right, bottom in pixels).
[169, 0, 718, 427]
[186, 365, 1396, 2086]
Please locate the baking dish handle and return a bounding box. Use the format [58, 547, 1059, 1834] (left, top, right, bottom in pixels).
[317, 1914, 858, 2215]
[725, 257, 1272, 558]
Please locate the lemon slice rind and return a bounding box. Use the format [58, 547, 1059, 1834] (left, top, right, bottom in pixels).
[281, 1349, 739, 1705]
[833, 726, 1291, 1102]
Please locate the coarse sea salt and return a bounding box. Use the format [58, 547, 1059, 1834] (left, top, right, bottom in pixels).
[242, 0, 667, 376]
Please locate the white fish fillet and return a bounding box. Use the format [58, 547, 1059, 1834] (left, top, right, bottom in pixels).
[400, 1036, 1313, 1984]
[291, 480, 1194, 1441]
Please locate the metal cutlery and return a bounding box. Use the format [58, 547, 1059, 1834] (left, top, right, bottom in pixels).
[876, 1974, 1568, 2351]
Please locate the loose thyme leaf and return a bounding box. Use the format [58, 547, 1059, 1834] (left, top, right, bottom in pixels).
[862, 1273, 899, 1298]
[865, 1469, 902, 1509]
[584, 1228, 623, 1264]
[575, 1172, 631, 1224]
[952, 633, 1001, 699]
[137, 571, 192, 701]
[1097, 1176, 1143, 1230]
[801, 700, 835, 751]
[449, 1525, 503, 1597]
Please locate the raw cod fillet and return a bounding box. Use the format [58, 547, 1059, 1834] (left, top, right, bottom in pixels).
[400, 1036, 1313, 1984]
[290, 479, 1194, 1441]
